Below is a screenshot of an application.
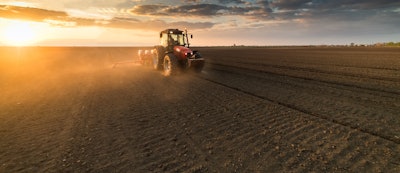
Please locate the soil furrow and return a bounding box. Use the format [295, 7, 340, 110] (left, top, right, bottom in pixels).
[197, 74, 400, 145]
[210, 60, 400, 82]
[208, 62, 400, 96]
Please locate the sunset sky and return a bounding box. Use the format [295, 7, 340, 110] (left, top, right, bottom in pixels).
[0, 0, 399, 46]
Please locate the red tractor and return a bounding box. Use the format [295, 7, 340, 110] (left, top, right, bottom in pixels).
[138, 28, 204, 76]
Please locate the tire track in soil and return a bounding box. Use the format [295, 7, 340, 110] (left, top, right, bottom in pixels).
[212, 62, 400, 107]
[213, 60, 400, 82]
[200, 63, 400, 144]
[182, 73, 400, 172]
[208, 62, 400, 96]
[208, 63, 400, 111]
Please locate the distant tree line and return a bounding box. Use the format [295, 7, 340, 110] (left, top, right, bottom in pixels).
[227, 42, 400, 47]
[372, 42, 400, 47]
[385, 42, 400, 46]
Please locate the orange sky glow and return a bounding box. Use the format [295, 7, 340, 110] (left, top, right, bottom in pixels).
[0, 1, 399, 46]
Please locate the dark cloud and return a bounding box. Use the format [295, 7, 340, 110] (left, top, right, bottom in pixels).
[129, 3, 262, 17]
[249, 0, 400, 40]
[265, 0, 400, 11]
[107, 17, 215, 30]
[182, 0, 202, 3]
[129, 4, 169, 15]
[217, 0, 246, 4]
[126, 1, 398, 24]
[130, 4, 227, 16]
[270, 0, 311, 10]
[311, 0, 400, 10]
[253, 0, 400, 22]
[179, 0, 246, 4]
[167, 4, 227, 16]
[305, 0, 400, 22]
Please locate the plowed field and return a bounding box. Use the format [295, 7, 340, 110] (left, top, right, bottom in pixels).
[1, 47, 399, 172]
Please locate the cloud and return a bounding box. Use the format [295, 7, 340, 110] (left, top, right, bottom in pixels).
[253, 0, 400, 23]
[311, 0, 400, 10]
[0, 5, 67, 22]
[129, 4, 227, 16]
[0, 5, 215, 31]
[270, 0, 311, 10]
[62, 0, 129, 9]
[1, 1, 400, 34]
[217, 0, 247, 4]
[129, 4, 169, 16]
[167, 4, 228, 16]
[0, 5, 105, 27]
[106, 17, 215, 30]
[182, 0, 202, 3]
[265, 0, 400, 11]
[129, 3, 263, 17]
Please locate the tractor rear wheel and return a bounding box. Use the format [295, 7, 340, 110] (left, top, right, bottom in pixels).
[153, 46, 164, 70]
[163, 53, 179, 76]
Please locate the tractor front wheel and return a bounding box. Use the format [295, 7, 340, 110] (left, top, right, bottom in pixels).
[163, 54, 179, 76]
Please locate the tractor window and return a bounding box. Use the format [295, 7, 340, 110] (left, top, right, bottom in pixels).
[161, 33, 169, 47]
[169, 34, 185, 46]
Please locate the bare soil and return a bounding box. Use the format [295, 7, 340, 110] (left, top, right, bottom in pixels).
[1, 46, 399, 172]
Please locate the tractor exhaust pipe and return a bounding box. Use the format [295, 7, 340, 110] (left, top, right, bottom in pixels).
[185, 28, 190, 48]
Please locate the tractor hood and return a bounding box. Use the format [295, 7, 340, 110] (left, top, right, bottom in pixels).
[173, 46, 193, 60]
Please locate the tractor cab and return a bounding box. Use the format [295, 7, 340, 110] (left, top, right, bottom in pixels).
[160, 29, 191, 51]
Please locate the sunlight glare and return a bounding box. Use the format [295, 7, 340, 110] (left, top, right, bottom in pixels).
[2, 21, 37, 46]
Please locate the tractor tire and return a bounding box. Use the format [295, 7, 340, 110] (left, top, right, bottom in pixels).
[153, 46, 164, 70]
[163, 53, 179, 76]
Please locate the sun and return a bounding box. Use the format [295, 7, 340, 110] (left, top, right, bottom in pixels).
[2, 21, 38, 46]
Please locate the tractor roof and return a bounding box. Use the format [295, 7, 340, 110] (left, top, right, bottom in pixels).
[160, 29, 183, 35]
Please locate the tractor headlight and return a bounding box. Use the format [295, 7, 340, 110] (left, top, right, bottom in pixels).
[185, 52, 193, 58]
